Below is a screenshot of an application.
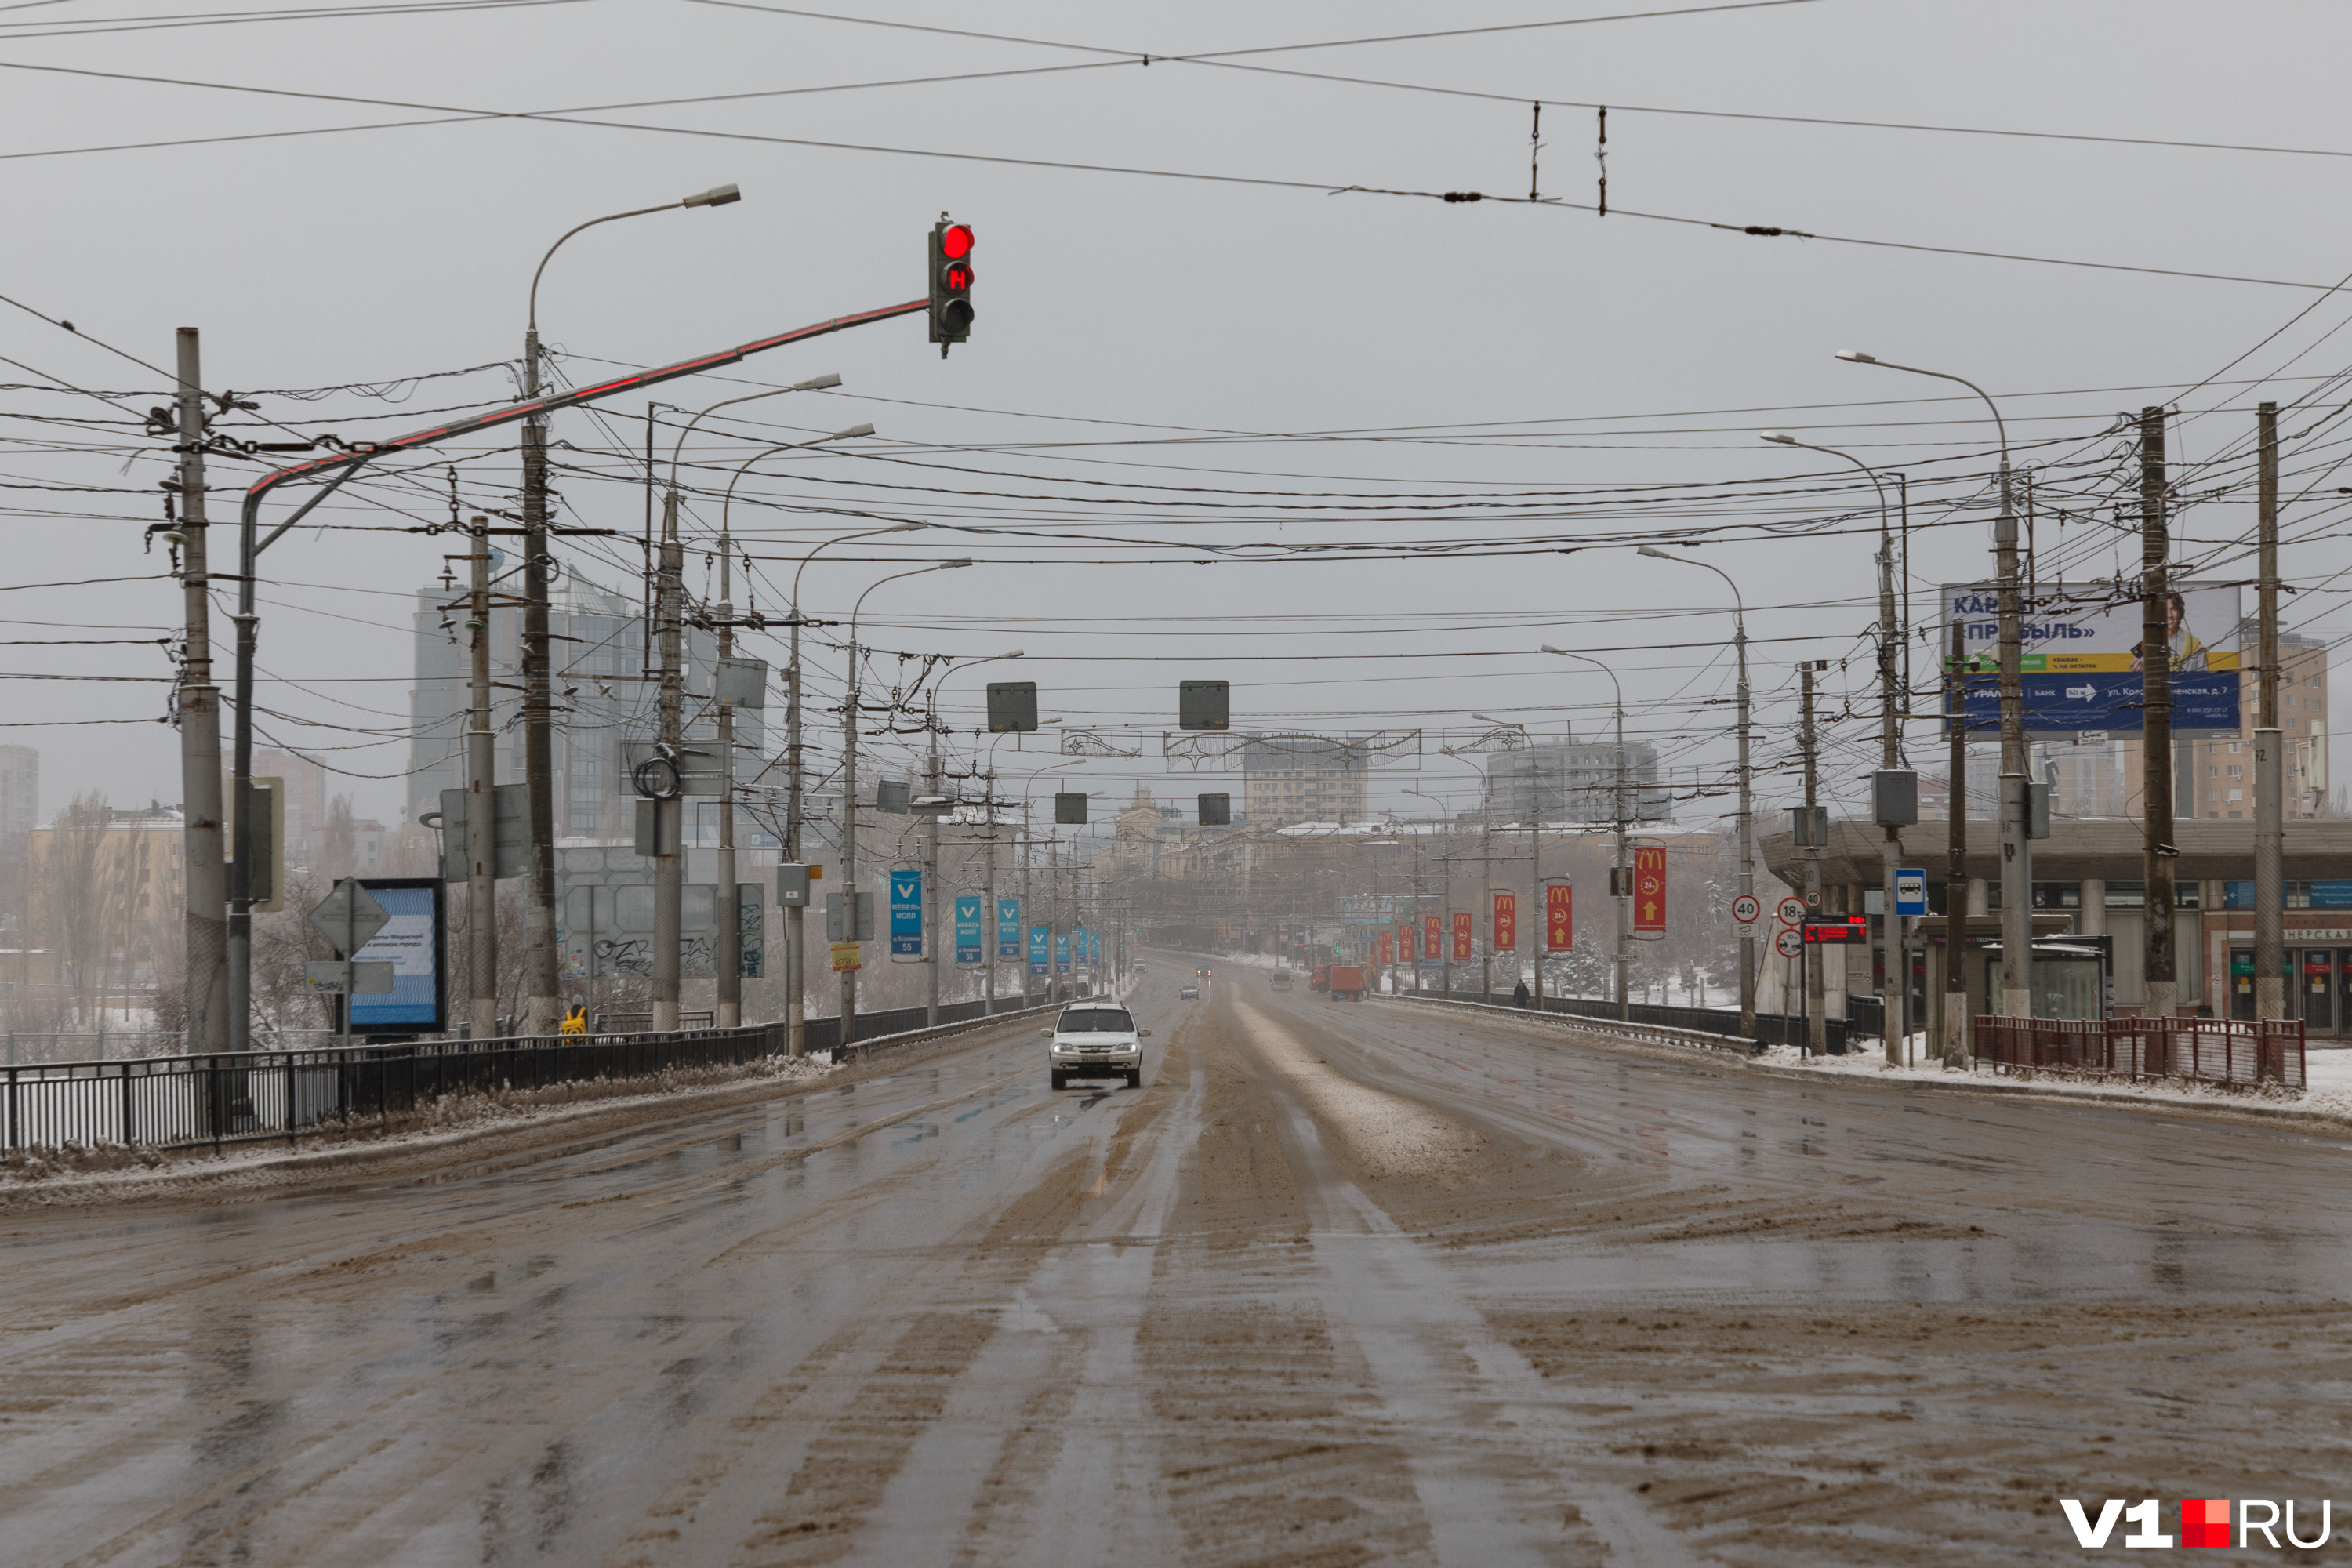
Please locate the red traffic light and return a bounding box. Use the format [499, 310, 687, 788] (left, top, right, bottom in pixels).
[942, 260, 974, 292]
[941, 223, 975, 260]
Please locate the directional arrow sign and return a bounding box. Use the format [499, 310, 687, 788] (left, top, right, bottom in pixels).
[309, 880, 390, 956]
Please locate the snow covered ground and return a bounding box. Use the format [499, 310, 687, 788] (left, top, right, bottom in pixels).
[1753, 1036, 2351, 1120]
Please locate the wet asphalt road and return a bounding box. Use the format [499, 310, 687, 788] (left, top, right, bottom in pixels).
[5, 958, 2350, 1566]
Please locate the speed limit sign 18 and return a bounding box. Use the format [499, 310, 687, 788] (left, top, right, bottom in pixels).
[1774, 927, 1805, 957]
[1731, 893, 1762, 927]
[1777, 896, 1806, 926]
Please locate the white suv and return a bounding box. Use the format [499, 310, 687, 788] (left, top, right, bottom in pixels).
[1044, 1003, 1149, 1090]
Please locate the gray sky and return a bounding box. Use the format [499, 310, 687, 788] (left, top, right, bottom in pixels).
[6, 0, 2351, 837]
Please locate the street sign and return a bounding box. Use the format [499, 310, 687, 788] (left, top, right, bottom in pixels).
[1774, 927, 1805, 957]
[1776, 895, 1806, 927]
[305, 960, 394, 994]
[1895, 868, 1928, 917]
[1731, 893, 1762, 927]
[310, 880, 390, 955]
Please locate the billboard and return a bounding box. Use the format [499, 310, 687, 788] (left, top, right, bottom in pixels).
[889, 869, 922, 956]
[1633, 847, 1666, 933]
[954, 895, 982, 964]
[1942, 580, 2242, 735]
[1545, 884, 1573, 952]
[345, 878, 445, 1034]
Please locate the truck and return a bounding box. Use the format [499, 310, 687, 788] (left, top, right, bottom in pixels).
[1323, 964, 1367, 1002]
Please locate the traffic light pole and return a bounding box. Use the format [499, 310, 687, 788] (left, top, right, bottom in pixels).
[226, 298, 926, 1047]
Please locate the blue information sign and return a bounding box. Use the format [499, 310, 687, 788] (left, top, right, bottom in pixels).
[1029, 924, 1049, 975]
[1894, 868, 1927, 917]
[997, 897, 1022, 959]
[1054, 931, 1071, 973]
[889, 869, 923, 956]
[954, 894, 982, 964]
[347, 879, 445, 1032]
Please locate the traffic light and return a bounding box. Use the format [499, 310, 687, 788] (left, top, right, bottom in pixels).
[986, 680, 1037, 732]
[1179, 680, 1229, 731]
[1197, 793, 1230, 826]
[929, 217, 975, 354]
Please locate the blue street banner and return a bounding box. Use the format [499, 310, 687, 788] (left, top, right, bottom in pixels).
[1029, 924, 1049, 975]
[889, 869, 923, 956]
[1054, 931, 1071, 973]
[1073, 926, 1087, 967]
[997, 897, 1022, 959]
[954, 894, 983, 964]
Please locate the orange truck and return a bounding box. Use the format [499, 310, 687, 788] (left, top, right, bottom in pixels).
[1323, 964, 1368, 1002]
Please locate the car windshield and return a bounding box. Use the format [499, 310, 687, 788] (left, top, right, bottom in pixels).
[1059, 1008, 1134, 1033]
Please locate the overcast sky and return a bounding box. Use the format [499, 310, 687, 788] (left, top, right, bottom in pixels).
[7, 0, 2350, 839]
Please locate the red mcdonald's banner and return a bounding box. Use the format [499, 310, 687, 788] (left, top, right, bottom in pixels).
[1545, 883, 1573, 952]
[1377, 930, 1396, 967]
[1425, 913, 1442, 961]
[1633, 845, 1667, 932]
[1452, 911, 1473, 961]
[1398, 924, 1415, 961]
[1492, 891, 1517, 953]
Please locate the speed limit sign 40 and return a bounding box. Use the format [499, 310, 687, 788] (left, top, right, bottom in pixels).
[1732, 893, 1762, 927]
[1774, 927, 1805, 957]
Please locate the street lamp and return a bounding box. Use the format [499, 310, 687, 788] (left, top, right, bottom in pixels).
[1638, 545, 1756, 1038]
[837, 561, 974, 1047]
[1539, 646, 1631, 1021]
[1838, 350, 2029, 1025]
[1764, 432, 1909, 1062]
[517, 183, 743, 1035]
[1468, 713, 1528, 1004]
[916, 651, 1022, 1025]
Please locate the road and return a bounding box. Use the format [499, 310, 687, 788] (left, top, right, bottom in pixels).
[5, 956, 2350, 1566]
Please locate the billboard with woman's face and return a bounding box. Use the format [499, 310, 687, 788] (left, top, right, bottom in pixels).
[1941, 581, 2241, 736]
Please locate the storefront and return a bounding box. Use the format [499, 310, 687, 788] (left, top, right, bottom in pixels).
[2220, 929, 2352, 1031]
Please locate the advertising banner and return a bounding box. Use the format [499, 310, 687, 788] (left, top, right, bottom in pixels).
[889, 869, 923, 956]
[1054, 931, 1072, 973]
[1545, 883, 1573, 953]
[1397, 924, 1414, 961]
[954, 895, 982, 964]
[1029, 924, 1049, 975]
[345, 878, 444, 1033]
[1941, 580, 2243, 735]
[1378, 931, 1395, 966]
[831, 942, 862, 972]
[1452, 910, 1473, 962]
[1633, 846, 1667, 933]
[997, 897, 1021, 959]
[1425, 913, 1443, 965]
[1492, 891, 1517, 953]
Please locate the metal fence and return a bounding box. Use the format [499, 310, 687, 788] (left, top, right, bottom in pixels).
[3, 1029, 340, 1065]
[2, 994, 1055, 1156]
[1425, 986, 1833, 1053]
[1973, 1015, 2307, 1090]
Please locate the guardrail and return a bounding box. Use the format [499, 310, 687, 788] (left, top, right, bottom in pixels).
[1973, 1014, 2306, 1090]
[1383, 992, 1759, 1057]
[1, 996, 1059, 1156]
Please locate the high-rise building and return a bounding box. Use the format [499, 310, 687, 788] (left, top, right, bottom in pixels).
[1482, 738, 1670, 824]
[407, 572, 759, 840]
[0, 744, 36, 840]
[1240, 738, 1370, 825]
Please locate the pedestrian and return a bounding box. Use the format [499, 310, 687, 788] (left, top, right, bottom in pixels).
[1512, 979, 1530, 1008]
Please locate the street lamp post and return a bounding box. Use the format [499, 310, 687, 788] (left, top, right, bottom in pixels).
[1765, 432, 1906, 1062]
[1538, 649, 1631, 1021]
[1638, 547, 1755, 1036]
[1838, 350, 2027, 1021]
[916, 652, 1022, 1025]
[521, 183, 741, 1036]
[839, 561, 973, 1048]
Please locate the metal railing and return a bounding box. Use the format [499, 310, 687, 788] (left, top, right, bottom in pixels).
[1385, 992, 1758, 1057]
[1, 995, 1057, 1156]
[1973, 1015, 2306, 1090]
[3, 1029, 340, 1065]
[1417, 985, 1820, 1051]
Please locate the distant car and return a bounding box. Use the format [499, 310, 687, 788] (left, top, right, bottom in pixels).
[1178, 984, 1200, 1000]
[1043, 1003, 1149, 1090]
[1269, 971, 1294, 991]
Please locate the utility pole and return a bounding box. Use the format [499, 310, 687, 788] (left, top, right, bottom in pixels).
[1734, 615, 1755, 1038]
[924, 741, 942, 1025]
[837, 633, 862, 1046]
[984, 769, 999, 1012]
[1996, 445, 2031, 1021]
[652, 490, 684, 1033]
[1878, 535, 1904, 1064]
[2140, 407, 2178, 1021]
[466, 517, 499, 1040]
[1802, 664, 1824, 1056]
[2254, 401, 2285, 1022]
[1613, 693, 1631, 1022]
[172, 329, 229, 1056]
[1943, 620, 1969, 1067]
[520, 330, 558, 1038]
[1021, 818, 1034, 1010]
[784, 599, 806, 1056]
[714, 540, 740, 1029]
[1480, 813, 1494, 1004]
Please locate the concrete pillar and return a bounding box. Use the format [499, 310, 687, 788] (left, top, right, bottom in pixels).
[2080, 877, 2106, 935]
[1966, 877, 1990, 916]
